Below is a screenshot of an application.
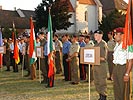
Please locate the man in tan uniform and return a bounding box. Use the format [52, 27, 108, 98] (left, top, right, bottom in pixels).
[54, 34, 63, 74]
[112, 28, 133, 100]
[107, 32, 115, 80]
[67, 35, 80, 85]
[94, 30, 108, 100]
[84, 36, 94, 83]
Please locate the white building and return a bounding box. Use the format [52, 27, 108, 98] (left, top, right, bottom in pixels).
[56, 0, 102, 34]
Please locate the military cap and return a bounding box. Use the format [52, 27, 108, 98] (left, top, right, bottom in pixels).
[94, 30, 103, 34]
[113, 27, 124, 34]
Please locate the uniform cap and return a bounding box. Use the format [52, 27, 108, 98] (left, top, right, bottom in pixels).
[94, 30, 103, 34]
[113, 27, 124, 34]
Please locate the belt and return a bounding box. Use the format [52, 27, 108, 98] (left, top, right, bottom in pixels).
[114, 64, 126, 66]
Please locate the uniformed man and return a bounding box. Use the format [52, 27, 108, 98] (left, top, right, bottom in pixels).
[38, 32, 47, 83]
[107, 32, 116, 80]
[54, 34, 63, 74]
[79, 35, 86, 80]
[9, 38, 14, 69]
[19, 38, 26, 66]
[67, 35, 80, 85]
[62, 34, 71, 81]
[84, 36, 94, 83]
[9, 38, 18, 72]
[3, 38, 10, 71]
[24, 36, 30, 77]
[94, 30, 108, 100]
[112, 28, 133, 100]
[44, 33, 55, 88]
[36, 37, 40, 70]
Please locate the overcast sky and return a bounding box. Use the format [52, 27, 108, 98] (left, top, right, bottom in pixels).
[0, 0, 129, 11]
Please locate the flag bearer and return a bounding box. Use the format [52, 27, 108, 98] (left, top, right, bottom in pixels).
[112, 28, 133, 100]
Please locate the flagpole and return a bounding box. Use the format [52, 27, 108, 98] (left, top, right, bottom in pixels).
[38, 58, 41, 83]
[88, 64, 91, 100]
[130, 0, 133, 99]
[124, 0, 132, 100]
[22, 55, 24, 77]
[0, 27, 3, 72]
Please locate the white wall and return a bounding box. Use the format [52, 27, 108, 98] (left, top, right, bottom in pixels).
[56, 12, 75, 34]
[87, 5, 98, 32]
[75, 3, 88, 33]
[56, 0, 100, 34]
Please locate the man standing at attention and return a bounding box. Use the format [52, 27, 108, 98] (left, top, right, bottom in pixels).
[62, 34, 71, 81]
[54, 34, 63, 74]
[107, 32, 115, 80]
[93, 30, 108, 100]
[67, 35, 80, 85]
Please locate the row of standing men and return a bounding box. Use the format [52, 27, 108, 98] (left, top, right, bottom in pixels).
[2, 28, 133, 100]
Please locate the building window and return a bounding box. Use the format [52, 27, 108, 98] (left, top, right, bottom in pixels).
[85, 11, 88, 22]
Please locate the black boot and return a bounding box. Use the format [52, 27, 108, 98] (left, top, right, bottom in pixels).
[98, 94, 107, 100]
[98, 94, 102, 100]
[24, 71, 30, 77]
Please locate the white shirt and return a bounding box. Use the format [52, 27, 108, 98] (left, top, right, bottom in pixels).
[113, 42, 133, 65]
[10, 43, 14, 53]
[19, 42, 26, 53]
[113, 43, 127, 65]
[36, 42, 40, 47]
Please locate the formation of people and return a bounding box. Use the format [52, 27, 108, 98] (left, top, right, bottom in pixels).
[1, 27, 133, 100]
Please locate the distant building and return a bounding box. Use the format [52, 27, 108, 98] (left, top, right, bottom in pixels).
[56, 0, 102, 34]
[99, 0, 127, 14]
[0, 7, 35, 34]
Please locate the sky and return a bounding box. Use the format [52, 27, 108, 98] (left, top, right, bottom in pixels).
[0, 0, 129, 11]
[0, 0, 42, 10]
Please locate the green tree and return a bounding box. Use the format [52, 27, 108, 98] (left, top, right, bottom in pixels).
[99, 9, 126, 41]
[35, 0, 73, 33]
[2, 27, 12, 39]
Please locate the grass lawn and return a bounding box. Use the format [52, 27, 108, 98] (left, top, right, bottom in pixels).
[0, 66, 132, 100]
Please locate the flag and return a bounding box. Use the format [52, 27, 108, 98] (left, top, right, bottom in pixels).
[122, 0, 133, 52]
[47, 11, 54, 78]
[29, 17, 37, 65]
[13, 23, 20, 64]
[0, 29, 3, 67]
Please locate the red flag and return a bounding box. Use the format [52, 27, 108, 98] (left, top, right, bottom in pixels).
[13, 41, 20, 64]
[29, 17, 37, 65]
[122, 0, 133, 52]
[12, 23, 20, 64]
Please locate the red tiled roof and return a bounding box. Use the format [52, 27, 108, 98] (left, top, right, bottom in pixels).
[60, 0, 74, 12]
[78, 0, 96, 5]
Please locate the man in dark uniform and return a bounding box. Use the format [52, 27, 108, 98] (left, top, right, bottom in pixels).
[62, 34, 71, 81]
[44, 33, 55, 88]
[79, 35, 86, 80]
[24, 36, 30, 77]
[38, 32, 47, 83]
[94, 30, 108, 100]
[3, 38, 10, 71]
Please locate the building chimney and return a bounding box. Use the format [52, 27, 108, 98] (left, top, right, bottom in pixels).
[0, 6, 2, 10]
